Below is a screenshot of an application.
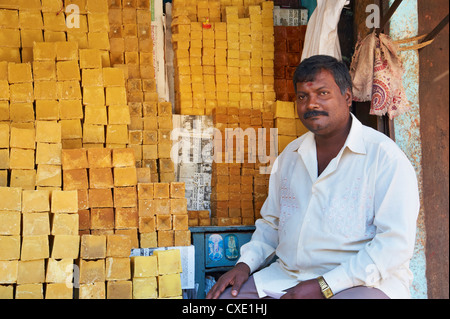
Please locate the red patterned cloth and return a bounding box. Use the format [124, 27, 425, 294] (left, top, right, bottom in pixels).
[350, 32, 410, 119]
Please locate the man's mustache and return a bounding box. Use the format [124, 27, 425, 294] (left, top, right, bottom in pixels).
[303, 110, 329, 119]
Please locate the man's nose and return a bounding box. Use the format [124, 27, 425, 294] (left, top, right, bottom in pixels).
[306, 96, 320, 110]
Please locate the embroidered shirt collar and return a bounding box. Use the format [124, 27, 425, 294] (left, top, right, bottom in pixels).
[296, 113, 367, 156]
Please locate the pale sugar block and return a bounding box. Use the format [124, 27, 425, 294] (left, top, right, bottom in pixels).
[0, 235, 21, 260]
[158, 273, 182, 298]
[153, 249, 182, 275]
[51, 213, 79, 235]
[79, 282, 105, 299]
[51, 235, 80, 259]
[132, 277, 157, 299]
[80, 234, 106, 259]
[20, 235, 49, 260]
[22, 213, 50, 236]
[0, 211, 21, 235]
[15, 283, 43, 299]
[0, 260, 18, 284]
[0, 187, 21, 211]
[45, 283, 73, 299]
[131, 256, 158, 278]
[45, 258, 74, 284]
[22, 190, 50, 213]
[51, 190, 78, 213]
[17, 259, 45, 284]
[79, 259, 105, 284]
[105, 257, 131, 281]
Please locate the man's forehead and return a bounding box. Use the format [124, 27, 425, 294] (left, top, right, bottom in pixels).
[296, 70, 336, 88]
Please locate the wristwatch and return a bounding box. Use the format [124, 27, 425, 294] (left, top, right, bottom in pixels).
[317, 276, 334, 299]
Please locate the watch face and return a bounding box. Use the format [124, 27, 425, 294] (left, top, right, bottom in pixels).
[323, 290, 333, 299]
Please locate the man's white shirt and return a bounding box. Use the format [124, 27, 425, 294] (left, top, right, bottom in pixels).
[237, 114, 420, 299]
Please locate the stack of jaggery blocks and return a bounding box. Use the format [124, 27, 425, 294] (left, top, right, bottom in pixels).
[131, 249, 183, 299]
[108, 0, 156, 100]
[210, 106, 272, 226]
[273, 25, 307, 102]
[79, 49, 130, 148]
[273, 100, 308, 153]
[172, 0, 221, 23]
[77, 232, 133, 299]
[138, 181, 191, 248]
[0, 61, 37, 189]
[61, 148, 139, 240]
[0, 186, 80, 299]
[0, 57, 66, 190]
[171, 0, 275, 116]
[128, 100, 175, 183]
[0, 0, 111, 65]
[108, 0, 176, 181]
[187, 210, 211, 227]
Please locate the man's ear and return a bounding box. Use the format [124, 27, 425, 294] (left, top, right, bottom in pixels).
[345, 88, 353, 107]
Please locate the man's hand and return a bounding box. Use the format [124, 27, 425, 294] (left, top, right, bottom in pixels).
[206, 263, 250, 299]
[280, 279, 325, 299]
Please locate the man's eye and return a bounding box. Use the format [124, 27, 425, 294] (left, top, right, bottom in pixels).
[320, 91, 329, 95]
[297, 95, 306, 100]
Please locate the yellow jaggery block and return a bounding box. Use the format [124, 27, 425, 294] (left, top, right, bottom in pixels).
[82, 68, 103, 87]
[83, 86, 105, 106]
[105, 257, 131, 281]
[106, 234, 132, 258]
[0, 235, 20, 260]
[7, 63, 32, 84]
[33, 42, 56, 61]
[153, 249, 182, 275]
[0, 211, 21, 235]
[106, 124, 128, 145]
[0, 187, 21, 211]
[79, 282, 105, 299]
[79, 259, 106, 284]
[15, 284, 43, 299]
[22, 190, 50, 213]
[80, 234, 106, 259]
[45, 283, 73, 299]
[106, 280, 132, 299]
[132, 276, 157, 299]
[17, 259, 45, 284]
[79, 49, 102, 69]
[102, 67, 125, 87]
[108, 105, 131, 125]
[0, 260, 18, 284]
[158, 273, 182, 298]
[9, 126, 35, 149]
[45, 258, 74, 284]
[56, 41, 79, 61]
[51, 213, 79, 235]
[20, 235, 49, 261]
[174, 230, 191, 246]
[57, 80, 82, 100]
[35, 120, 61, 143]
[35, 100, 60, 120]
[56, 60, 81, 81]
[51, 235, 80, 259]
[84, 105, 107, 125]
[36, 164, 62, 187]
[51, 190, 78, 213]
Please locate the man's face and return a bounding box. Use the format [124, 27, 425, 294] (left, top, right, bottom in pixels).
[296, 70, 352, 138]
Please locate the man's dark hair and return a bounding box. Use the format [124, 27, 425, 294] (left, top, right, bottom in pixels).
[293, 55, 352, 95]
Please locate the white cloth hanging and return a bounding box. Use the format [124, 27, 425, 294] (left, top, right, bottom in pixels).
[301, 0, 349, 61]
